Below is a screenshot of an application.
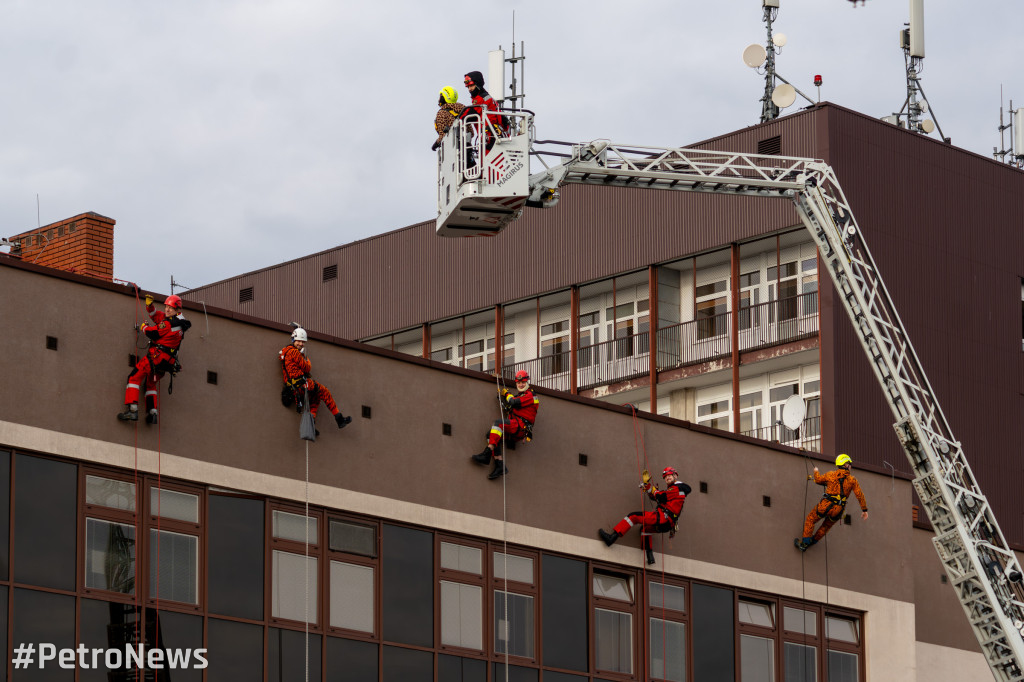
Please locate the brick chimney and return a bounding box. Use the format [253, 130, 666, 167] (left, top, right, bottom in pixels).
[7, 212, 115, 281]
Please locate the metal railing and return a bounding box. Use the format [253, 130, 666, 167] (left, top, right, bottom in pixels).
[737, 292, 818, 352]
[656, 311, 732, 371]
[741, 415, 822, 452]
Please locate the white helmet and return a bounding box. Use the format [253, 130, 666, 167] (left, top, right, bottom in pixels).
[291, 328, 308, 342]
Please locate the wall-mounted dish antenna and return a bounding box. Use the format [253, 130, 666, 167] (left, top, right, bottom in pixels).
[886, 0, 948, 141]
[772, 33, 787, 47]
[743, 43, 767, 68]
[781, 394, 807, 432]
[771, 83, 797, 109]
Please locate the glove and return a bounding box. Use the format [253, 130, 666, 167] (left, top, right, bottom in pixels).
[144, 295, 154, 306]
[135, 322, 147, 332]
[431, 140, 441, 151]
[641, 470, 651, 485]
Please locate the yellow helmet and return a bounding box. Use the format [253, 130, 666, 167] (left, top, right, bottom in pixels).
[835, 454, 852, 467]
[440, 86, 458, 104]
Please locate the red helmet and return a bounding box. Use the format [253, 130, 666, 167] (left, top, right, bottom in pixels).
[514, 370, 530, 382]
[662, 466, 678, 478]
[164, 295, 182, 309]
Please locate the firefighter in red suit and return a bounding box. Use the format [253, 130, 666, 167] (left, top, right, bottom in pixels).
[471, 370, 539, 480]
[598, 466, 691, 565]
[462, 71, 505, 151]
[117, 294, 191, 425]
[279, 327, 352, 429]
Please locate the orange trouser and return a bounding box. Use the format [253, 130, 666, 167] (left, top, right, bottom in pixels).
[802, 498, 845, 542]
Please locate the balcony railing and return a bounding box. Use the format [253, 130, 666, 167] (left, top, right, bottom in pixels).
[493, 292, 818, 393]
[741, 415, 821, 452]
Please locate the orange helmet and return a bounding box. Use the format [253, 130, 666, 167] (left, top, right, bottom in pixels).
[164, 295, 182, 309]
[662, 466, 678, 478]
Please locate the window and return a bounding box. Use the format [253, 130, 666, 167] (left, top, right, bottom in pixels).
[270, 507, 320, 624]
[593, 570, 635, 675]
[488, 333, 516, 371]
[650, 580, 687, 682]
[605, 299, 650, 359]
[825, 614, 861, 682]
[16, 454, 77, 591]
[696, 280, 728, 339]
[782, 605, 819, 682]
[328, 516, 378, 636]
[146, 484, 202, 607]
[493, 550, 537, 661]
[83, 474, 138, 597]
[697, 397, 731, 431]
[382, 524, 433, 647]
[768, 262, 799, 323]
[739, 599, 776, 682]
[439, 539, 484, 651]
[541, 320, 570, 376]
[739, 271, 761, 331]
[208, 494, 264, 620]
[431, 347, 453, 362]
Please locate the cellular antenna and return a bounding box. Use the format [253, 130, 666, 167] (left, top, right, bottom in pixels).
[993, 87, 1023, 168]
[742, 0, 816, 123]
[494, 11, 526, 112]
[888, 0, 948, 141]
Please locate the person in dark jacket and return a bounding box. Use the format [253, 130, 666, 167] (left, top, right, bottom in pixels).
[117, 295, 191, 425]
[598, 466, 691, 565]
[463, 70, 505, 150]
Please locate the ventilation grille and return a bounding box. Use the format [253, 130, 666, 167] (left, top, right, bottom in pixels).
[239, 286, 254, 303]
[322, 264, 338, 282]
[757, 135, 782, 156]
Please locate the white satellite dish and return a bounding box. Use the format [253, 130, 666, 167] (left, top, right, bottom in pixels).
[773, 33, 787, 47]
[919, 99, 929, 113]
[743, 43, 767, 68]
[781, 394, 807, 431]
[771, 83, 797, 109]
[920, 119, 935, 134]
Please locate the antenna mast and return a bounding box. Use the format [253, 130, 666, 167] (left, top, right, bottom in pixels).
[499, 11, 526, 112]
[760, 0, 780, 122]
[890, 0, 948, 141]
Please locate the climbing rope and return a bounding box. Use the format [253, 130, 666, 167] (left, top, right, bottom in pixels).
[493, 370, 510, 680]
[305, 440, 310, 682]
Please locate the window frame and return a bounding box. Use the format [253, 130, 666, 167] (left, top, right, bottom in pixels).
[267, 501, 323, 630]
[326, 513, 379, 641]
[646, 575, 690, 682]
[144, 478, 204, 612]
[490, 545, 539, 665]
[80, 470, 139, 603]
[436, 535, 487, 656]
[590, 564, 640, 680]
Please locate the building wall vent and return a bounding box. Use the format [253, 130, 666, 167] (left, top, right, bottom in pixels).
[322, 264, 338, 282]
[239, 286, 254, 303]
[757, 135, 782, 155]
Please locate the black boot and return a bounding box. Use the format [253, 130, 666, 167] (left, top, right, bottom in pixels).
[794, 537, 815, 552]
[145, 409, 158, 425]
[646, 547, 656, 565]
[471, 448, 492, 465]
[117, 406, 138, 421]
[487, 460, 508, 480]
[598, 529, 619, 547]
[335, 413, 352, 429]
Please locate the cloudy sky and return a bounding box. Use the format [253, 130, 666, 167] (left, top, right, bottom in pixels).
[0, 0, 1018, 294]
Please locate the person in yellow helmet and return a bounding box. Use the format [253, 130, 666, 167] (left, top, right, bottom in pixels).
[795, 453, 868, 551]
[432, 86, 465, 151]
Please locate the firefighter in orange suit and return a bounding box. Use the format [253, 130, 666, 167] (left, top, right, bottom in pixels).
[279, 327, 352, 429]
[117, 294, 191, 425]
[795, 454, 868, 551]
[471, 370, 539, 480]
[598, 466, 691, 565]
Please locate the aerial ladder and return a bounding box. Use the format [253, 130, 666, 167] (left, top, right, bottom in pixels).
[437, 112, 1024, 681]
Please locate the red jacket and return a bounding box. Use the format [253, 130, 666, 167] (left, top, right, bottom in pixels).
[470, 92, 505, 135]
[141, 304, 190, 358]
[504, 388, 538, 424]
[647, 481, 691, 522]
[279, 344, 312, 385]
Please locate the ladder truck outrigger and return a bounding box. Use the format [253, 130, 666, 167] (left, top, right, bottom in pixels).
[437, 109, 1024, 681]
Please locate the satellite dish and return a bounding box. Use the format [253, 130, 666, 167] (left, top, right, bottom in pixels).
[781, 395, 807, 431]
[771, 83, 797, 109]
[773, 33, 787, 47]
[921, 119, 935, 133]
[743, 44, 767, 68]
[919, 100, 929, 113]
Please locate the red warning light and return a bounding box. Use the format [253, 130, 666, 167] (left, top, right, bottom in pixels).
[814, 75, 823, 87]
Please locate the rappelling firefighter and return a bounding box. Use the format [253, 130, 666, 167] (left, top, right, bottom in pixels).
[598, 466, 691, 566]
[279, 327, 352, 430]
[470, 370, 538, 480]
[117, 294, 191, 425]
[795, 454, 868, 551]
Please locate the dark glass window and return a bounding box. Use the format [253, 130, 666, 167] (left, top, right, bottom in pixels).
[543, 672, 588, 682]
[691, 584, 734, 682]
[79, 599, 141, 682]
[145, 608, 204, 682]
[207, 618, 262, 682]
[381, 645, 432, 680]
[326, 637, 378, 682]
[0, 451, 10, 581]
[438, 654, 487, 682]
[0, 587, 8, 682]
[541, 554, 587, 671]
[208, 495, 264, 620]
[12, 588, 75, 681]
[268, 628, 322, 682]
[329, 519, 376, 557]
[492, 662, 539, 682]
[382, 525, 433, 647]
[14, 455, 76, 590]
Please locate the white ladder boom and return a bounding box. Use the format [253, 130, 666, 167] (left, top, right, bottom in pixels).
[437, 128, 1024, 680]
